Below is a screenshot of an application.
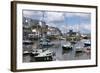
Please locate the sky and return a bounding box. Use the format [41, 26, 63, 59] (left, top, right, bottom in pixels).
[23, 10, 91, 34]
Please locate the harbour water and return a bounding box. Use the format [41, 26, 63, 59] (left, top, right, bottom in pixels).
[23, 39, 91, 62]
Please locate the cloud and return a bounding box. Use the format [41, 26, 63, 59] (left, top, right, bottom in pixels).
[23, 10, 65, 22]
[44, 12, 64, 22]
[23, 10, 91, 24]
[23, 10, 43, 20]
[64, 12, 91, 18]
[23, 10, 91, 34]
[79, 23, 91, 33]
[23, 10, 42, 16]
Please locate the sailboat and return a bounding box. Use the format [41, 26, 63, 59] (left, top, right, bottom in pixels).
[30, 11, 55, 61]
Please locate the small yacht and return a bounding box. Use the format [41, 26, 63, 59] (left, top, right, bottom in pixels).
[75, 46, 83, 53]
[23, 40, 34, 45]
[34, 49, 55, 61]
[30, 49, 55, 61]
[23, 51, 30, 55]
[62, 42, 73, 52]
[84, 40, 91, 47]
[39, 38, 54, 48]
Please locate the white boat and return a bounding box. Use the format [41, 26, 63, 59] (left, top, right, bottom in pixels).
[39, 38, 54, 48]
[33, 49, 55, 61]
[62, 42, 73, 51]
[35, 50, 53, 57]
[62, 42, 73, 54]
[23, 40, 34, 45]
[75, 46, 83, 53]
[23, 51, 30, 55]
[84, 40, 91, 47]
[31, 49, 43, 56]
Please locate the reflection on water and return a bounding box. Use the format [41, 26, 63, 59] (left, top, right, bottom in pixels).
[23, 39, 91, 62]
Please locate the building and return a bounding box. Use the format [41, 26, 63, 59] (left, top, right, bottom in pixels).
[66, 30, 81, 43]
